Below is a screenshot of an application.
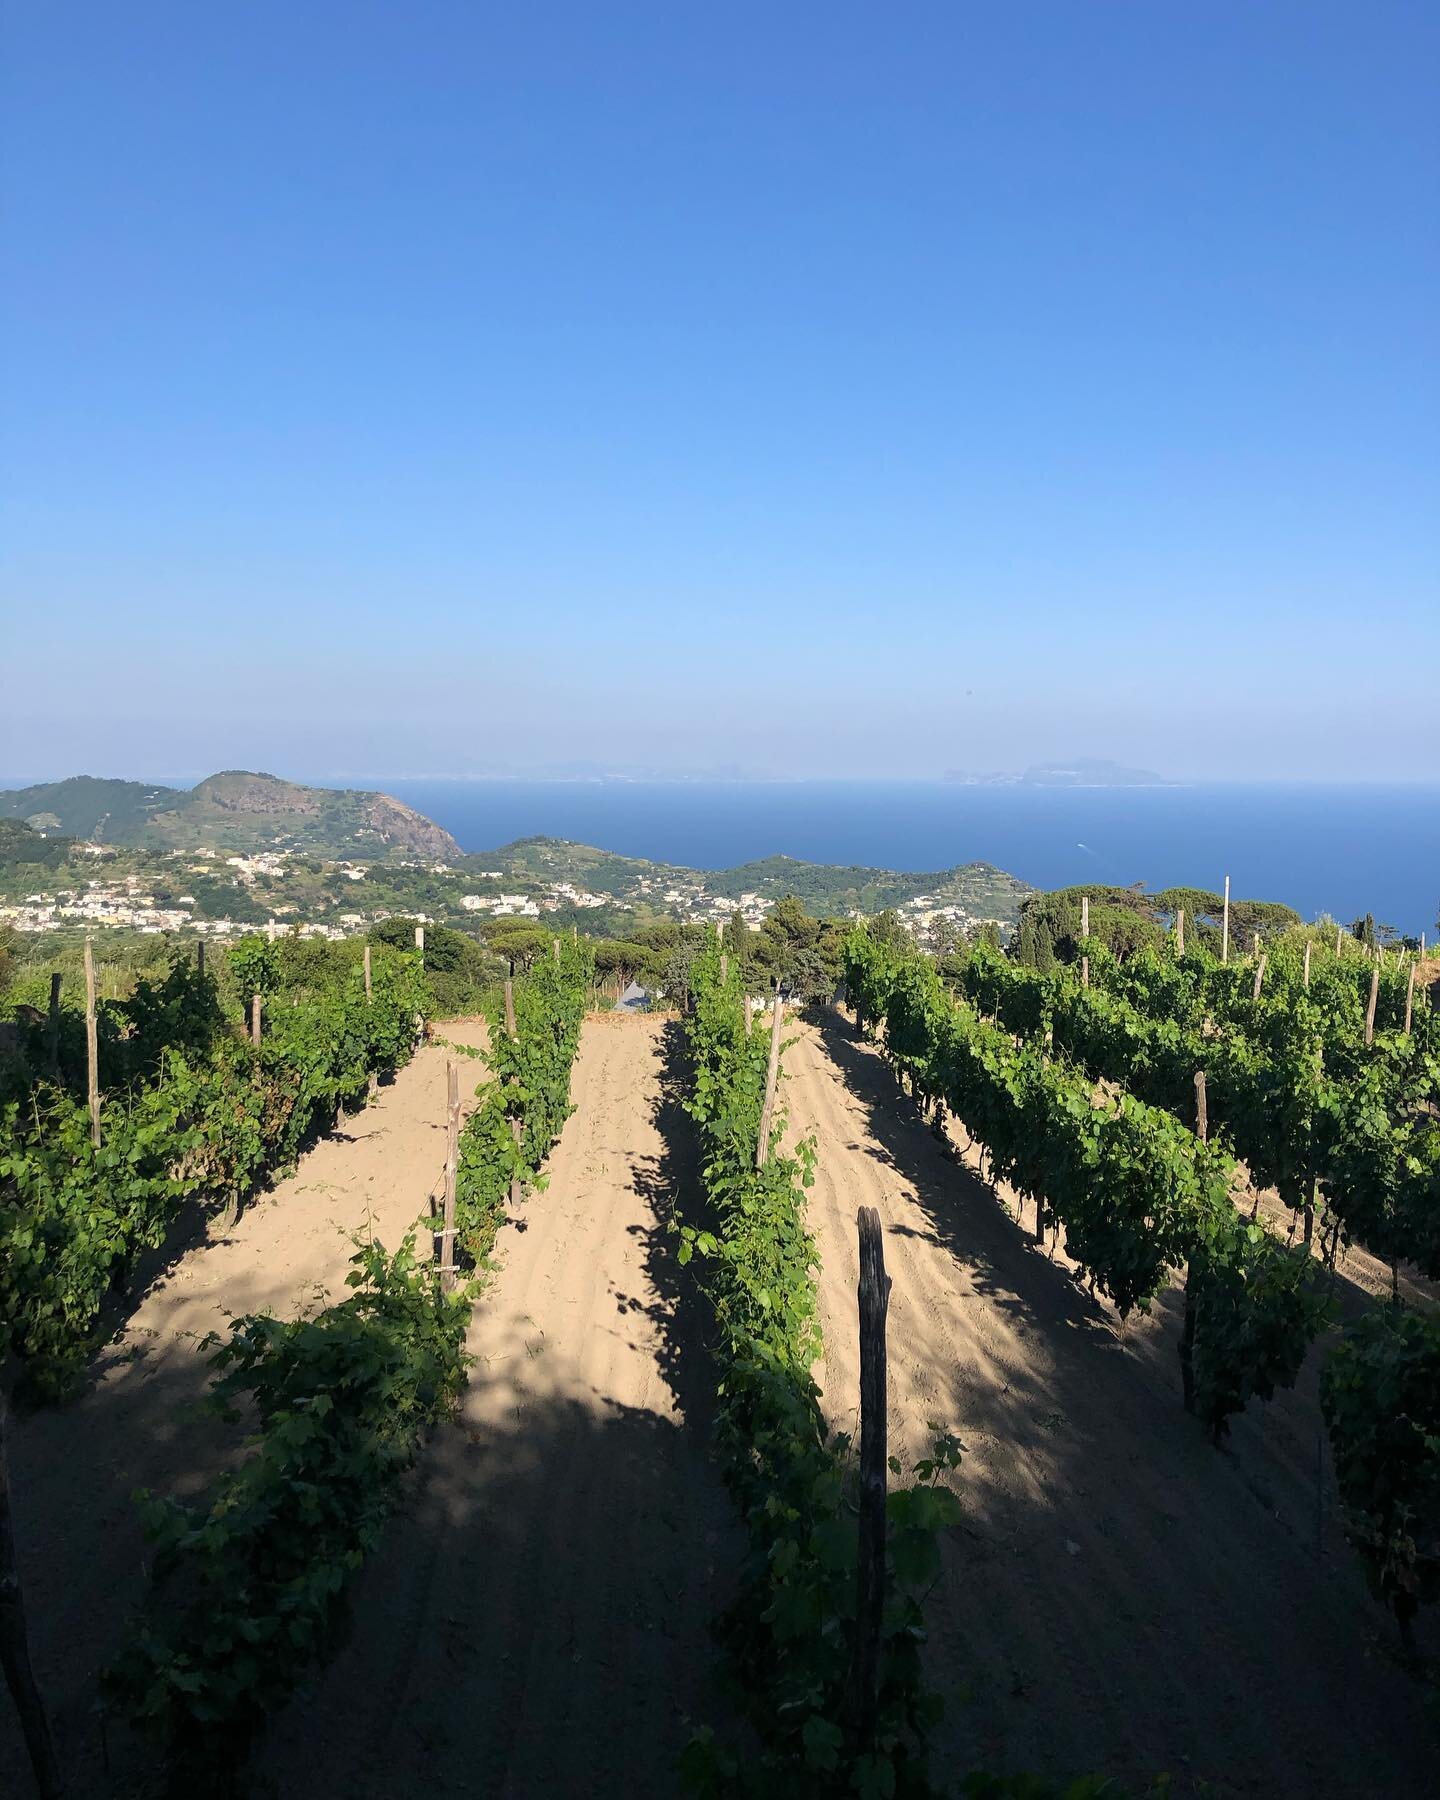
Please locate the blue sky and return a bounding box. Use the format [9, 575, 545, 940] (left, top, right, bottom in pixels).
[3, 2, 1436, 782]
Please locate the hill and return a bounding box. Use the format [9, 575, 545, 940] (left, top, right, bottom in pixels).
[478, 836, 1030, 921]
[0, 771, 461, 862]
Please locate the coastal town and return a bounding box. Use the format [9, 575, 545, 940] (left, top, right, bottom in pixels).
[0, 841, 1009, 948]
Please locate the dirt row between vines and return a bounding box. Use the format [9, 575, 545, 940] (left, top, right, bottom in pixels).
[785, 1010, 1435, 1800]
[255, 1012, 736, 1798]
[2, 1015, 736, 1800]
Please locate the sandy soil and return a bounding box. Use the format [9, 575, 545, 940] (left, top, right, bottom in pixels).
[784, 1010, 1436, 1799]
[1, 1020, 493, 1798]
[251, 1012, 736, 1798]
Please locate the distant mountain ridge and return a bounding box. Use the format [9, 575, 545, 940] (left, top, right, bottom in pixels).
[0, 771, 461, 861]
[944, 758, 1169, 788]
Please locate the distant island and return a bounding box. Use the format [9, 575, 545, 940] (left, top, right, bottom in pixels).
[0, 771, 461, 862]
[943, 758, 1171, 788]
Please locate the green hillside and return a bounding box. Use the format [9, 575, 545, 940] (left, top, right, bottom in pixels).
[0, 771, 461, 862]
[478, 836, 1030, 921]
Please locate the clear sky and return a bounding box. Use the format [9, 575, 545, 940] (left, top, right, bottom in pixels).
[3, 2, 1436, 783]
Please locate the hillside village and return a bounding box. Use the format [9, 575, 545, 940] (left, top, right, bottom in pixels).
[0, 840, 1016, 948]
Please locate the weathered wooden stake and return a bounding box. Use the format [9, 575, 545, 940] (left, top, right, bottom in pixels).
[714, 920, 722, 943]
[552, 937, 560, 964]
[441, 1061, 459, 1294]
[743, 993, 753, 1037]
[83, 938, 100, 1148]
[1303, 940, 1312, 989]
[1365, 964, 1380, 1046]
[849, 1206, 890, 1753]
[502, 978, 524, 1204]
[1221, 875, 1231, 964]
[0, 1386, 63, 1800]
[1252, 953, 1267, 1003]
[1080, 954, 1089, 989]
[363, 943, 372, 1001]
[1335, 923, 1344, 958]
[1081, 895, 1089, 940]
[250, 993, 262, 1046]
[415, 924, 425, 958]
[1194, 1070, 1208, 1142]
[1251, 931, 1261, 959]
[755, 993, 784, 1169]
[45, 973, 61, 1082]
[719, 951, 729, 983]
[1404, 962, 1417, 1035]
[1176, 907, 1185, 956]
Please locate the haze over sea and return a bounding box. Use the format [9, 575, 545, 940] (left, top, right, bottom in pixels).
[334, 779, 1438, 939]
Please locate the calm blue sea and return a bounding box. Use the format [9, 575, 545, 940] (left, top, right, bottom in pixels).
[344, 780, 1440, 938]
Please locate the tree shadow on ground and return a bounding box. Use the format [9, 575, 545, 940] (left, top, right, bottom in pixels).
[798, 1008, 1437, 1798]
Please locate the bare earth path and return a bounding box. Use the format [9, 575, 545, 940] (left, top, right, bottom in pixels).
[1, 1020, 492, 1798]
[254, 1013, 736, 1799]
[784, 1013, 1435, 1799]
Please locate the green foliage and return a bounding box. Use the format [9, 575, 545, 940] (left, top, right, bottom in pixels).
[452, 938, 592, 1261]
[1187, 1218, 1329, 1439]
[370, 915, 497, 1013]
[0, 942, 429, 1396]
[0, 816, 73, 871]
[103, 1236, 470, 1779]
[1321, 1307, 1440, 1650]
[846, 927, 1327, 1441]
[678, 947, 960, 1797]
[947, 934, 1440, 1280]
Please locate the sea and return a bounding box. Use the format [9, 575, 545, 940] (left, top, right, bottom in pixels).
[343, 779, 1438, 940]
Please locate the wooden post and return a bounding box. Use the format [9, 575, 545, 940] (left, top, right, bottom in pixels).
[1252, 953, 1267, 1003]
[1194, 1070, 1208, 1142]
[441, 1061, 459, 1294]
[1080, 954, 1089, 989]
[743, 993, 753, 1038]
[719, 951, 729, 984]
[250, 993, 262, 1046]
[1335, 923, 1344, 958]
[552, 937, 560, 964]
[714, 920, 722, 943]
[1221, 876, 1230, 964]
[503, 978, 523, 1205]
[755, 993, 785, 1169]
[1404, 962, 1417, 1035]
[1176, 907, 1185, 956]
[1303, 940, 1312, 989]
[45, 973, 61, 1082]
[363, 943, 372, 1001]
[415, 924, 425, 958]
[1365, 964, 1380, 1046]
[849, 1206, 890, 1753]
[83, 938, 100, 1148]
[1251, 931, 1261, 959]
[0, 1387, 63, 1800]
[509, 1116, 524, 1207]
[1080, 895, 1089, 940]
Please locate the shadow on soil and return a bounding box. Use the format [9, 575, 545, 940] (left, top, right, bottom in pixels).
[1, 1025, 737, 1800]
[802, 1007, 1438, 1799]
